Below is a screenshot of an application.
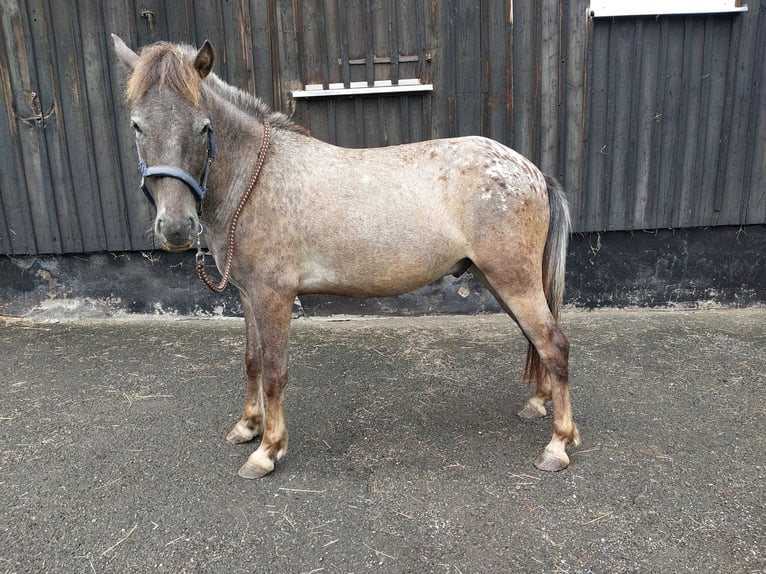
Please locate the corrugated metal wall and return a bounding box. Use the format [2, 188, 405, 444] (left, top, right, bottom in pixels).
[1, 0, 764, 255]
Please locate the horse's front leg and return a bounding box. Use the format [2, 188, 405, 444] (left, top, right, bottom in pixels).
[226, 293, 266, 445]
[234, 289, 294, 479]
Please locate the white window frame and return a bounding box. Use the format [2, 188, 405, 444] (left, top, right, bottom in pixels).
[590, 0, 747, 18]
[291, 79, 433, 99]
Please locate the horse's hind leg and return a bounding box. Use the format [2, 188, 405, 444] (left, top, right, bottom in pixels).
[513, 292, 578, 470]
[517, 357, 552, 420]
[476, 268, 579, 471]
[472, 267, 553, 421]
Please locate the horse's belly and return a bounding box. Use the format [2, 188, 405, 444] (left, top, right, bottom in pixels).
[297, 242, 465, 298]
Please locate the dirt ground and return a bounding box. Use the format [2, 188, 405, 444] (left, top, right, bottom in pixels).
[1, 308, 764, 573]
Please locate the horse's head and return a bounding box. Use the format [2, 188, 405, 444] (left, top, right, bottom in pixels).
[112, 35, 216, 252]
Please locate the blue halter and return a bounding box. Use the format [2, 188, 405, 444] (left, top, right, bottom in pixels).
[135, 117, 217, 208]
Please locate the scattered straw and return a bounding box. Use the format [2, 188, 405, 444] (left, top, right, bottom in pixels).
[100, 523, 137, 557]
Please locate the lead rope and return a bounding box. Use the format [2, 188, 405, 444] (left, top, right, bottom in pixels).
[196, 121, 271, 293]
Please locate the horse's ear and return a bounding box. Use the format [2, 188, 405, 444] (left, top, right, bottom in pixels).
[111, 34, 138, 70]
[194, 40, 215, 79]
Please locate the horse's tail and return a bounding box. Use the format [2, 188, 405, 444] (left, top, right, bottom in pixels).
[524, 175, 571, 385]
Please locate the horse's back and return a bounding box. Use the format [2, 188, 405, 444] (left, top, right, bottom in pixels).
[282, 134, 548, 221]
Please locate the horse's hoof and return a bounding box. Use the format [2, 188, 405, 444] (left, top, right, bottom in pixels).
[518, 401, 547, 420]
[226, 420, 258, 444]
[534, 450, 569, 472]
[238, 451, 275, 479]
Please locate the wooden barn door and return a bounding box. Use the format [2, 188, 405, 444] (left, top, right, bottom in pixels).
[0, 0, 138, 255]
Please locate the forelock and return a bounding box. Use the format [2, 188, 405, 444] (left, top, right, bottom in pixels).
[126, 42, 202, 107]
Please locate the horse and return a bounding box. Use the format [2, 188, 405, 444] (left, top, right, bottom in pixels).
[111, 35, 579, 479]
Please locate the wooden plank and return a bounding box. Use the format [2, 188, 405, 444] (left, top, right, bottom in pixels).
[217, 0, 251, 89]
[0, 0, 36, 254]
[266, 0, 283, 111]
[675, 17, 706, 228]
[363, 0, 375, 85]
[711, 15, 739, 223]
[715, 11, 760, 225]
[485, 0, 509, 144]
[273, 0, 302, 120]
[605, 20, 637, 230]
[397, 0, 414, 142]
[653, 17, 683, 229]
[388, 0, 400, 84]
[386, 0, 403, 144]
[428, 0, 455, 139]
[415, 0, 431, 142]
[247, 0, 274, 105]
[715, 11, 750, 224]
[512, 0, 538, 159]
[563, 1, 589, 229]
[321, 0, 340, 140]
[399, 94, 410, 143]
[315, 3, 332, 141]
[634, 21, 662, 229]
[479, 0, 490, 137]
[46, 0, 108, 253]
[697, 17, 730, 225]
[539, 0, 560, 173]
[337, 0, 351, 87]
[322, 0, 341, 86]
[161, 0, 193, 43]
[102, 0, 153, 250]
[75, 0, 133, 251]
[298, 1, 330, 141]
[582, 19, 610, 231]
[456, 0, 481, 136]
[690, 16, 727, 227]
[134, 0, 168, 46]
[334, 98, 358, 147]
[191, 2, 221, 54]
[743, 5, 766, 224]
[12, 0, 62, 253]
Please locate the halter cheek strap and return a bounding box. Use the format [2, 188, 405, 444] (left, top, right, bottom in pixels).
[135, 120, 217, 208]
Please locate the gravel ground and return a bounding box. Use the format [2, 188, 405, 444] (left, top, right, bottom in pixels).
[0, 308, 764, 573]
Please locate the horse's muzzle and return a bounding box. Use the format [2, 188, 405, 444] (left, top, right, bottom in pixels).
[156, 216, 198, 252]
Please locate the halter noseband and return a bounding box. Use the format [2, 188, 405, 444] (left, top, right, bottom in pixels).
[134, 116, 217, 208]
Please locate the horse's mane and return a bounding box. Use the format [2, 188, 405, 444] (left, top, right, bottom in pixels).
[204, 73, 304, 133]
[127, 41, 304, 134]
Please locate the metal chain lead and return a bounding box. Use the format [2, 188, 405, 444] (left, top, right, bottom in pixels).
[196, 121, 271, 293]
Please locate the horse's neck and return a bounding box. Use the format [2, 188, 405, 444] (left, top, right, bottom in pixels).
[203, 101, 267, 234]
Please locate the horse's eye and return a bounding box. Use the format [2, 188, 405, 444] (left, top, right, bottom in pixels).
[131, 120, 142, 134]
[200, 121, 211, 135]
